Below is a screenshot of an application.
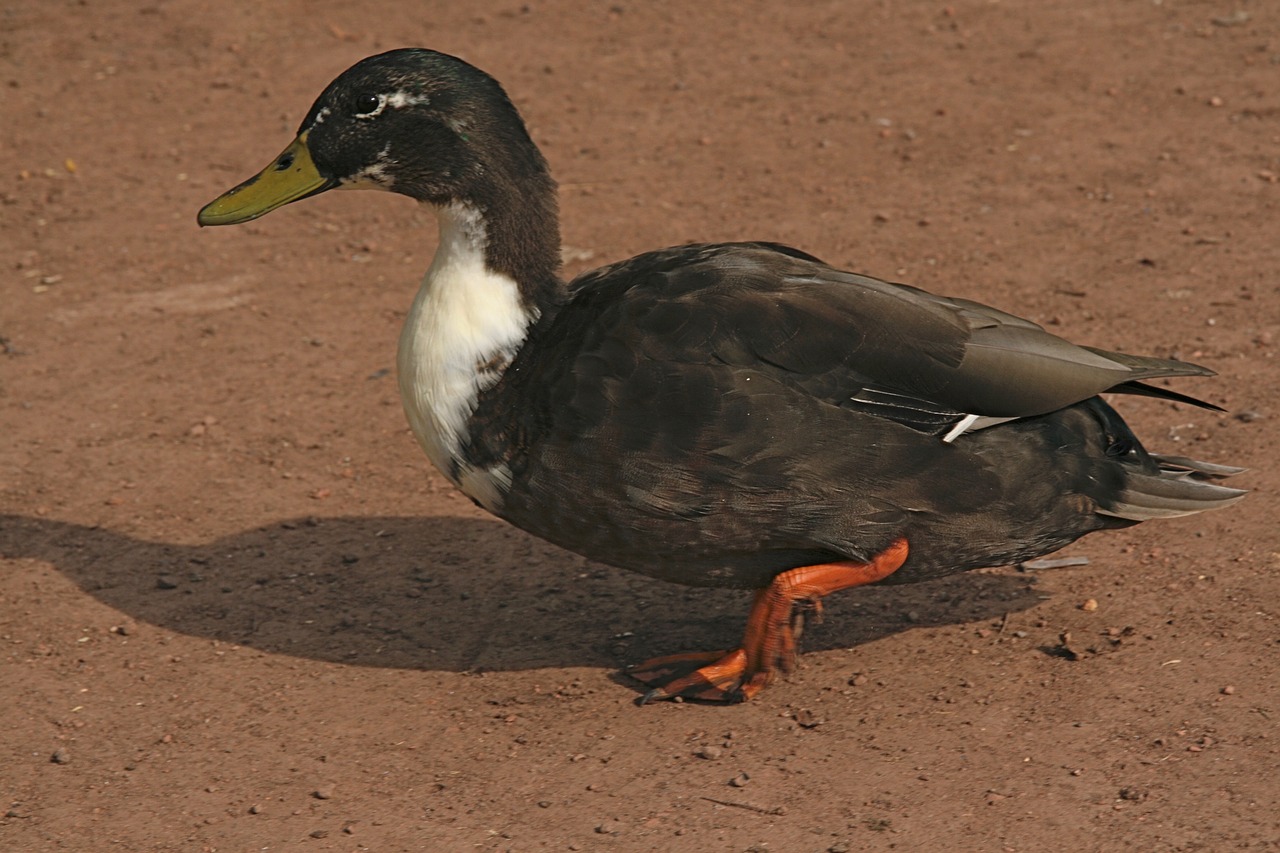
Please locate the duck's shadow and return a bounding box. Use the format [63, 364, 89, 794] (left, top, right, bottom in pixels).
[1, 513, 1044, 677]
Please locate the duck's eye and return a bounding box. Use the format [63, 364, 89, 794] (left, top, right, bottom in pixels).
[353, 94, 383, 118]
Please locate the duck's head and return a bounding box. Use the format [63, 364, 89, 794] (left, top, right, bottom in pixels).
[198, 48, 554, 226]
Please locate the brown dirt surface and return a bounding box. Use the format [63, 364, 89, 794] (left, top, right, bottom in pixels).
[3, 2, 1278, 851]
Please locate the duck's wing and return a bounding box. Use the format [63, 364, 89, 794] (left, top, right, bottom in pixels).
[562, 242, 1216, 438]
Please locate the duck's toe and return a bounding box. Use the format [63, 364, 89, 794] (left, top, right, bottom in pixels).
[629, 648, 774, 704]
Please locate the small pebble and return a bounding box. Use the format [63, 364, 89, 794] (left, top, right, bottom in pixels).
[847, 673, 868, 687]
[50, 748, 70, 765]
[1080, 599, 1099, 612]
[694, 745, 723, 760]
[793, 708, 822, 728]
[829, 843, 852, 853]
[595, 820, 622, 835]
[1211, 10, 1250, 26]
[249, 804, 263, 815]
[156, 575, 179, 590]
[309, 829, 329, 839]
[1221, 685, 1236, 695]
[313, 785, 335, 800]
[728, 772, 750, 787]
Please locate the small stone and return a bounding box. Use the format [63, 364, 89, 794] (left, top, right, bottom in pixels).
[728, 772, 750, 787]
[1220, 685, 1236, 695]
[847, 673, 868, 687]
[309, 829, 329, 839]
[312, 785, 335, 800]
[156, 575, 179, 590]
[50, 748, 70, 764]
[694, 744, 723, 760]
[1080, 599, 1099, 612]
[1119, 786, 1148, 802]
[792, 708, 822, 728]
[1053, 632, 1084, 661]
[1211, 10, 1250, 26]
[537, 800, 552, 808]
[595, 820, 622, 835]
[829, 843, 852, 853]
[249, 804, 263, 815]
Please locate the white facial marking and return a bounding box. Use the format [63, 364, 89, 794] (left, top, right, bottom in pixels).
[338, 144, 396, 190]
[396, 203, 536, 510]
[354, 90, 429, 122]
[387, 90, 430, 110]
[312, 106, 332, 125]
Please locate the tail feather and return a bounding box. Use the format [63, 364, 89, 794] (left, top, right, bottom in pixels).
[1099, 453, 1248, 521]
[1113, 380, 1225, 412]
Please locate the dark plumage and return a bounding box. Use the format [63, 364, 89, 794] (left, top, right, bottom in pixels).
[199, 49, 1245, 703]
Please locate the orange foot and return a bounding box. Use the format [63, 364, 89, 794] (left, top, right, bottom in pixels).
[628, 538, 909, 704]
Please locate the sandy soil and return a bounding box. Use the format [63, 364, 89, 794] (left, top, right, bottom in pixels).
[2, 1, 1277, 850]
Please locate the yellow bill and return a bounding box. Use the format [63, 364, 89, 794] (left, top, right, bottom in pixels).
[197, 132, 335, 226]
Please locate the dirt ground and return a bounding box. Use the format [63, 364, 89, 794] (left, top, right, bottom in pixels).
[2, 1, 1278, 850]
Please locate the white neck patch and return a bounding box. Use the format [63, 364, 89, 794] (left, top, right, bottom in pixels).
[396, 203, 535, 510]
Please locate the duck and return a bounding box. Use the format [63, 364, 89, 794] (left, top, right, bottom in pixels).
[198, 48, 1245, 703]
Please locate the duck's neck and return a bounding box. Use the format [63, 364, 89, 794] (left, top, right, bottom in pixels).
[395, 199, 560, 503]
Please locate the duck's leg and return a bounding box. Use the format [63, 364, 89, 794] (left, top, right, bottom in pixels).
[629, 538, 909, 703]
